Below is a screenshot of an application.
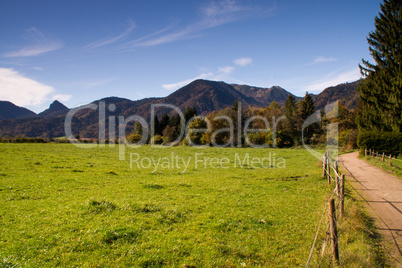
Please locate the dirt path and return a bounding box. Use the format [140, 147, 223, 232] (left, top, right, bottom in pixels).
[339, 151, 402, 267]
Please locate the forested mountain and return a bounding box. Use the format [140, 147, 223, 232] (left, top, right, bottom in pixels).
[231, 84, 299, 106]
[313, 80, 360, 111]
[0, 79, 360, 138]
[0, 101, 36, 120]
[39, 100, 69, 118]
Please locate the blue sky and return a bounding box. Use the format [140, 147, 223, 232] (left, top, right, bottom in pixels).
[0, 0, 381, 113]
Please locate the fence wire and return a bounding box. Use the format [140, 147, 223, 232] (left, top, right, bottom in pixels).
[305, 153, 345, 267]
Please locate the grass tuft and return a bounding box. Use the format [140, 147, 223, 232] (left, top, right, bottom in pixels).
[157, 209, 187, 225]
[87, 200, 118, 213]
[102, 228, 141, 244]
[143, 183, 164, 189]
[131, 203, 161, 213]
[0, 257, 21, 268]
[139, 258, 166, 268]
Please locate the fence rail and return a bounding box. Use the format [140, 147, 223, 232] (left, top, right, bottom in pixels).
[306, 152, 345, 267]
[364, 148, 401, 165]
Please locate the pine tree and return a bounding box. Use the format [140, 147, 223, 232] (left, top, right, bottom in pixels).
[184, 107, 197, 124]
[151, 115, 160, 137]
[299, 92, 316, 143]
[283, 95, 297, 137]
[133, 121, 143, 135]
[300, 92, 315, 120]
[159, 113, 170, 135]
[358, 0, 402, 132]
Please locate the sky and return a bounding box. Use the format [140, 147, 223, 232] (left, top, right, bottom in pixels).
[0, 0, 382, 113]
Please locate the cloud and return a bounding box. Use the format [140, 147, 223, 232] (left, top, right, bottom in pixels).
[124, 0, 267, 48]
[218, 66, 235, 74]
[306, 56, 338, 66]
[162, 55, 255, 90]
[3, 27, 63, 58]
[86, 19, 136, 49]
[52, 94, 72, 102]
[0, 68, 56, 107]
[162, 72, 213, 90]
[234, 57, 252, 66]
[304, 68, 362, 92]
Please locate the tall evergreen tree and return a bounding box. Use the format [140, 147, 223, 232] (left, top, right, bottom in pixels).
[184, 107, 197, 124]
[283, 95, 297, 137]
[300, 92, 315, 120]
[299, 92, 317, 143]
[151, 115, 160, 136]
[159, 113, 170, 135]
[358, 0, 402, 132]
[133, 121, 143, 135]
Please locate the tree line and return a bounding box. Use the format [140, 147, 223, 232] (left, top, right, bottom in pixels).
[127, 93, 359, 148]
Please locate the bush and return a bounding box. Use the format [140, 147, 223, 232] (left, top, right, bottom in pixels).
[357, 131, 402, 156]
[246, 132, 267, 146]
[126, 134, 143, 144]
[266, 131, 294, 148]
[339, 129, 358, 149]
[150, 135, 164, 145]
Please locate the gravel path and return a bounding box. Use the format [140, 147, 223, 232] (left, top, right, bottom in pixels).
[339, 151, 402, 267]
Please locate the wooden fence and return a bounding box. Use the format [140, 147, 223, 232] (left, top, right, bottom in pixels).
[364, 148, 401, 166]
[305, 152, 345, 267]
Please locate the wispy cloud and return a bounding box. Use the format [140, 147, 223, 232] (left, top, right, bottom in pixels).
[124, 1, 270, 49]
[3, 27, 63, 58]
[52, 94, 72, 102]
[0, 68, 67, 107]
[85, 77, 117, 88]
[234, 57, 252, 66]
[218, 66, 235, 74]
[306, 56, 338, 66]
[304, 68, 361, 92]
[162, 72, 213, 90]
[86, 19, 136, 49]
[162, 55, 253, 90]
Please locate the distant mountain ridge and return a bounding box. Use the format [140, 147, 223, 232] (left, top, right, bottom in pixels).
[0, 101, 36, 120]
[39, 100, 69, 118]
[0, 79, 360, 137]
[313, 80, 361, 111]
[230, 84, 300, 106]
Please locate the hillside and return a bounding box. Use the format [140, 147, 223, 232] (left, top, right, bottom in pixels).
[313, 80, 360, 111]
[39, 100, 69, 118]
[231, 84, 299, 106]
[0, 79, 360, 138]
[0, 101, 36, 120]
[160, 80, 261, 114]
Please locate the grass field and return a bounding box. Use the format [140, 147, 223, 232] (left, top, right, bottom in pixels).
[361, 154, 402, 179]
[0, 144, 385, 267]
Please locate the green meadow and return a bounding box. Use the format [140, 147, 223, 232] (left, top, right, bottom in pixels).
[0, 144, 382, 267]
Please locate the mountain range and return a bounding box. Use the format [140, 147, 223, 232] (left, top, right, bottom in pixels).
[0, 79, 360, 138]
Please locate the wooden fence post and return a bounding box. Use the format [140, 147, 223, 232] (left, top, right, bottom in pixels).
[327, 157, 331, 184]
[334, 161, 338, 175]
[369, 149, 372, 156]
[340, 175, 345, 218]
[334, 161, 339, 195]
[329, 199, 340, 265]
[365, 148, 367, 157]
[382, 152, 385, 162]
[389, 155, 392, 166]
[322, 155, 326, 178]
